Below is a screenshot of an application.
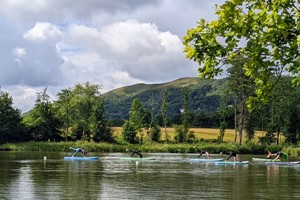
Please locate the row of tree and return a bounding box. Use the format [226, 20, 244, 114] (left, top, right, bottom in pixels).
[0, 83, 113, 144]
[1, 72, 300, 145]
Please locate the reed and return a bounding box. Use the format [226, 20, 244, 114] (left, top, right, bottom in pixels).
[0, 141, 281, 155]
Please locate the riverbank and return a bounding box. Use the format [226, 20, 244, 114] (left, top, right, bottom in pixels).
[1, 141, 299, 156]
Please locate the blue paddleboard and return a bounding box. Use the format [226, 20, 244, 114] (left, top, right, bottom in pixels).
[64, 156, 98, 160]
[215, 161, 250, 165]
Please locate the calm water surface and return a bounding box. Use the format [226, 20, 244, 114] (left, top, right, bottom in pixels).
[0, 152, 300, 200]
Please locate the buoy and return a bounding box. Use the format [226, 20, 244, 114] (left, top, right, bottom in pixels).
[44, 156, 47, 160]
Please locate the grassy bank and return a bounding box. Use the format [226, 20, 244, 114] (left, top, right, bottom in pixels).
[1, 128, 299, 156]
[1, 141, 299, 156]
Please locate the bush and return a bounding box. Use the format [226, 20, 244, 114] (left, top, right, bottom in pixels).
[122, 120, 137, 144]
[150, 125, 161, 142]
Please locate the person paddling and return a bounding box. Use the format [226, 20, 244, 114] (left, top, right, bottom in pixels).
[220, 151, 239, 162]
[267, 151, 288, 162]
[69, 147, 88, 157]
[127, 149, 143, 158]
[195, 147, 210, 159]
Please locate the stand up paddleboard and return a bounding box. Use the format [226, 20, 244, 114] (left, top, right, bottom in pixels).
[215, 161, 250, 165]
[252, 158, 272, 162]
[190, 158, 224, 162]
[264, 161, 300, 165]
[64, 156, 98, 160]
[120, 157, 156, 161]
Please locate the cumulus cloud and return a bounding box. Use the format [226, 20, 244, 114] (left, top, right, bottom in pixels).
[58, 20, 197, 87]
[23, 22, 62, 41]
[0, 0, 225, 112]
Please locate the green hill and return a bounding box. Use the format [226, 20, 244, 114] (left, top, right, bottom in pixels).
[103, 77, 227, 121]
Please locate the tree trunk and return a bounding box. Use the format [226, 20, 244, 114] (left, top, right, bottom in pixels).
[234, 106, 237, 143]
[238, 103, 245, 145]
[276, 130, 280, 145]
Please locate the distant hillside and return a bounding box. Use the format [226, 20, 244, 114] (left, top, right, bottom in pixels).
[103, 77, 228, 120]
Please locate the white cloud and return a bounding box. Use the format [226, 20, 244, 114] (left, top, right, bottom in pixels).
[23, 22, 62, 41]
[0, 0, 226, 112]
[58, 20, 197, 87]
[13, 47, 26, 58]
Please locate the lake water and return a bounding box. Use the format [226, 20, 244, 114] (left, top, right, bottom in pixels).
[0, 152, 300, 200]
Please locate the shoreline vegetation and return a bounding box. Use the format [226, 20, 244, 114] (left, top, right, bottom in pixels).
[1, 128, 299, 156]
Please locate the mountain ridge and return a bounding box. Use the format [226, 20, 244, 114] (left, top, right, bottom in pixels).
[103, 77, 227, 121]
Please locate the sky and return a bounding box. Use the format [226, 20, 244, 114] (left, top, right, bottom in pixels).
[0, 0, 225, 112]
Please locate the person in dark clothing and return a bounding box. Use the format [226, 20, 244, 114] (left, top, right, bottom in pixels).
[195, 147, 211, 159]
[267, 151, 288, 162]
[69, 147, 88, 157]
[128, 149, 143, 158]
[220, 151, 239, 162]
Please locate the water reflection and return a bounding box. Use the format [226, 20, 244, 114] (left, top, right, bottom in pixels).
[9, 165, 34, 200]
[0, 152, 300, 199]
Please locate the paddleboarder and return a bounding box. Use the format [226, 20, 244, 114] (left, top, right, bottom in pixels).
[220, 151, 239, 162]
[69, 147, 88, 157]
[128, 149, 143, 158]
[195, 147, 210, 159]
[267, 151, 288, 162]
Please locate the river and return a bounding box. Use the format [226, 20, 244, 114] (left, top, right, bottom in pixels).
[0, 152, 300, 199]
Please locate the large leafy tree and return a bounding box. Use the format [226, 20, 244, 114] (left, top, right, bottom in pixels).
[0, 89, 26, 143]
[68, 82, 101, 140]
[56, 89, 72, 141]
[24, 88, 61, 141]
[226, 56, 256, 144]
[184, 0, 300, 108]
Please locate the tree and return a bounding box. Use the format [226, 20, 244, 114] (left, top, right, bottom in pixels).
[68, 82, 101, 140]
[92, 98, 113, 142]
[226, 56, 256, 144]
[150, 125, 161, 142]
[129, 98, 145, 143]
[267, 76, 300, 144]
[56, 89, 72, 141]
[182, 87, 190, 131]
[122, 98, 146, 144]
[217, 95, 228, 142]
[122, 120, 137, 144]
[183, 0, 300, 107]
[175, 88, 190, 143]
[0, 88, 26, 143]
[24, 87, 61, 141]
[161, 89, 169, 142]
[146, 94, 160, 142]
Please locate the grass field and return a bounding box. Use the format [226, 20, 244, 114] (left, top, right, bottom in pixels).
[111, 127, 268, 143]
[2, 127, 298, 155]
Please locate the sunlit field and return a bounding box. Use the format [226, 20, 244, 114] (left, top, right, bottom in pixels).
[111, 127, 268, 143]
